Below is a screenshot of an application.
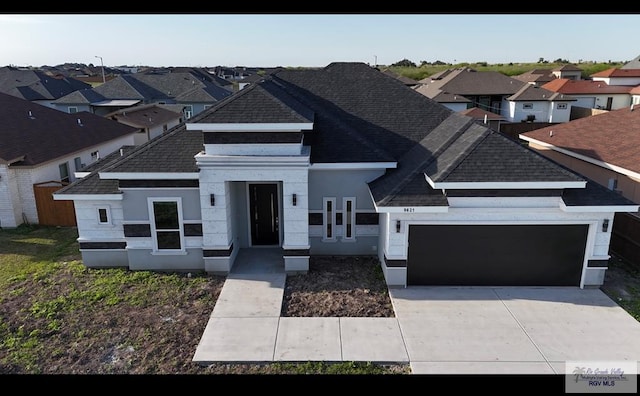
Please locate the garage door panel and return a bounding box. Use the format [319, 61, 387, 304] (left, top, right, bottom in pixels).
[407, 224, 588, 286]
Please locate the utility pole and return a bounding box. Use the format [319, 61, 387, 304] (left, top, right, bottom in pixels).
[95, 55, 105, 83]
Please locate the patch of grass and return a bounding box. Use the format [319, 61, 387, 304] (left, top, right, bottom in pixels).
[0, 226, 408, 374]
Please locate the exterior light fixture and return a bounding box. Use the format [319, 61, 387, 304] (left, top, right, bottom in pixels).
[292, 193, 297, 206]
[396, 220, 401, 233]
[602, 219, 609, 232]
[210, 194, 215, 206]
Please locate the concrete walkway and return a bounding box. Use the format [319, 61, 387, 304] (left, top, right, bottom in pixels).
[192, 249, 640, 374]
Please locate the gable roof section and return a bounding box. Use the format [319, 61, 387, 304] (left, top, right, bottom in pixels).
[507, 84, 575, 102]
[622, 55, 640, 70]
[0, 68, 91, 101]
[420, 67, 527, 96]
[512, 69, 555, 85]
[542, 79, 631, 94]
[106, 104, 183, 129]
[520, 106, 640, 175]
[413, 84, 472, 103]
[54, 72, 232, 105]
[431, 132, 583, 184]
[591, 68, 640, 78]
[460, 107, 505, 120]
[0, 92, 139, 166]
[196, 80, 314, 124]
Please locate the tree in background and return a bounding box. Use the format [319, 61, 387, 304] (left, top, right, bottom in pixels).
[391, 58, 417, 67]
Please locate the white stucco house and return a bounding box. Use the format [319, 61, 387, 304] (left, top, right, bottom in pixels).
[0, 92, 139, 228]
[54, 63, 638, 288]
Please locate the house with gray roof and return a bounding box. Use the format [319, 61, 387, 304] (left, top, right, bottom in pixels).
[0, 92, 139, 228]
[53, 62, 637, 288]
[0, 66, 91, 108]
[415, 67, 576, 123]
[105, 103, 184, 144]
[52, 71, 233, 118]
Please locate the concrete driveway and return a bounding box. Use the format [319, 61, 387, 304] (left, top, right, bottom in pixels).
[389, 286, 640, 374]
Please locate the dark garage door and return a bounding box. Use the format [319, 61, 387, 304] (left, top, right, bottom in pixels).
[407, 224, 588, 286]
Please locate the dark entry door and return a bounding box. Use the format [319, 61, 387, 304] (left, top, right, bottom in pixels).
[249, 183, 279, 245]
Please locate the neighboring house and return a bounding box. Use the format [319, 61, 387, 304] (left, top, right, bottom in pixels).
[541, 78, 632, 111]
[621, 54, 640, 69]
[106, 104, 184, 145]
[512, 68, 556, 87]
[459, 107, 506, 131]
[506, 84, 575, 123]
[53, 62, 637, 289]
[0, 92, 139, 228]
[0, 66, 91, 108]
[413, 85, 472, 111]
[519, 106, 640, 263]
[52, 71, 233, 118]
[591, 68, 640, 86]
[551, 64, 583, 80]
[414, 67, 574, 122]
[512, 64, 582, 87]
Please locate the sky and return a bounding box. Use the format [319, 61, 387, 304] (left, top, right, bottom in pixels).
[0, 14, 639, 68]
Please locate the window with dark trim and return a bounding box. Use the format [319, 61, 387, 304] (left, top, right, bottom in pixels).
[323, 197, 336, 241]
[97, 207, 110, 224]
[59, 162, 70, 183]
[343, 197, 355, 240]
[149, 199, 183, 251]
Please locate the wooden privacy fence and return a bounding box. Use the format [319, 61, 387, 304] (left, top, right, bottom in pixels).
[33, 181, 76, 226]
[610, 212, 640, 267]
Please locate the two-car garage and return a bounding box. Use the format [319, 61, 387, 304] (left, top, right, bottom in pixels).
[406, 224, 589, 286]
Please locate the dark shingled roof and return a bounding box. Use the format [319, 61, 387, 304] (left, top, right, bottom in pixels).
[507, 84, 575, 102]
[433, 132, 584, 183]
[56, 63, 633, 209]
[53, 72, 232, 105]
[197, 80, 314, 124]
[0, 92, 139, 166]
[563, 180, 638, 207]
[0, 67, 91, 101]
[418, 67, 527, 96]
[79, 145, 137, 173]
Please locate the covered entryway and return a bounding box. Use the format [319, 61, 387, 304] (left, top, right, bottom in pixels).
[248, 183, 280, 246]
[407, 224, 588, 286]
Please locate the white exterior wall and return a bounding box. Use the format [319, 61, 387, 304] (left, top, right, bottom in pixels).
[0, 165, 22, 228]
[204, 143, 302, 156]
[548, 102, 571, 123]
[75, 200, 125, 241]
[198, 166, 309, 250]
[592, 76, 640, 86]
[378, 196, 616, 287]
[7, 134, 136, 225]
[510, 101, 551, 123]
[14, 169, 36, 224]
[593, 94, 632, 110]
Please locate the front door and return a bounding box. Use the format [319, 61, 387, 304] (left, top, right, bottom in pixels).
[249, 183, 279, 246]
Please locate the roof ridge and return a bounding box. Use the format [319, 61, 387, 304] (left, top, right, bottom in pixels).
[376, 114, 477, 206]
[271, 74, 394, 161]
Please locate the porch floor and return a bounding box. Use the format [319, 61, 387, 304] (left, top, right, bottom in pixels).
[231, 247, 285, 274]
